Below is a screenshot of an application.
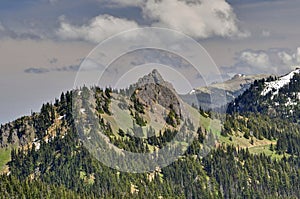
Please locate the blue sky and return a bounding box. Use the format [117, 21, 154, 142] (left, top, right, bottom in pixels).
[1, 0, 300, 124]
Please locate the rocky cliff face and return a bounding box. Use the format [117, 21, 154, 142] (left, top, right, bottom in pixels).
[133, 69, 182, 116]
[0, 116, 35, 148]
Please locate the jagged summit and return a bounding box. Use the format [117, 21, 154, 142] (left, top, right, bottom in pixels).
[136, 69, 178, 92]
[136, 69, 165, 86]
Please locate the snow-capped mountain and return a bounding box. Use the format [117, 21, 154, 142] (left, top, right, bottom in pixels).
[228, 68, 300, 121]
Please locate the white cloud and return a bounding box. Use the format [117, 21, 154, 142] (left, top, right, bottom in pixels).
[262, 30, 271, 37]
[278, 51, 293, 65]
[56, 14, 139, 43]
[239, 51, 270, 68]
[57, 0, 248, 43]
[143, 0, 248, 39]
[295, 47, 300, 63]
[278, 47, 300, 66]
[227, 47, 300, 75]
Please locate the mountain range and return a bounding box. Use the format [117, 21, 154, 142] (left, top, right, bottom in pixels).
[1, 69, 300, 198]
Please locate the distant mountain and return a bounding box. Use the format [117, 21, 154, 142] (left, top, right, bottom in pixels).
[228, 68, 300, 121]
[181, 73, 269, 109]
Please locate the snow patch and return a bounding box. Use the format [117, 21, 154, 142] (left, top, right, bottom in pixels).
[261, 69, 300, 98]
[237, 74, 246, 78]
[33, 141, 41, 151]
[285, 97, 297, 106]
[189, 89, 196, 94]
[80, 108, 86, 114]
[35, 142, 41, 150]
[297, 92, 300, 100]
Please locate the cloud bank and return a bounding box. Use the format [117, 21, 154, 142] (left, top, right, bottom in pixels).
[225, 47, 300, 75]
[143, 0, 248, 39]
[57, 0, 248, 43]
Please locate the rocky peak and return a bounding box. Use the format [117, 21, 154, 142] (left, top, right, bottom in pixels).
[133, 69, 183, 116]
[136, 69, 165, 86]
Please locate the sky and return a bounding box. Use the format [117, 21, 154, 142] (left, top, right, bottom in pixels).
[1, 0, 300, 124]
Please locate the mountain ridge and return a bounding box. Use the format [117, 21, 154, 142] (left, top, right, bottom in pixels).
[181, 73, 270, 109]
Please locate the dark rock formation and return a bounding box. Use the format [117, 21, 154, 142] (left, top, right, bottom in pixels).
[133, 69, 182, 116]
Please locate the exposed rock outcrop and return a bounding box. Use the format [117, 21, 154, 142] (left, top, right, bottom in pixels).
[133, 69, 182, 116]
